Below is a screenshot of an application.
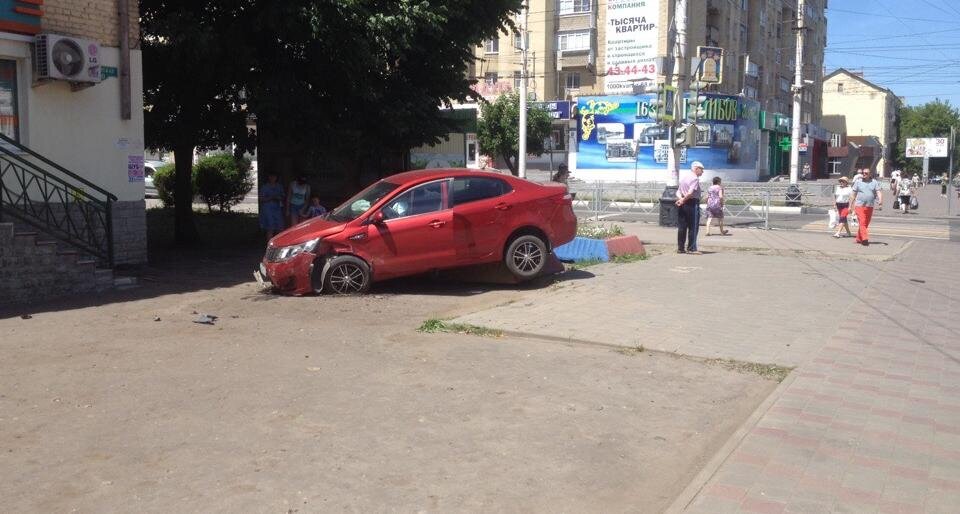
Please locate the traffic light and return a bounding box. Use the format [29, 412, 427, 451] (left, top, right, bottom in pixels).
[674, 123, 697, 148]
[688, 94, 709, 122]
[641, 83, 676, 123]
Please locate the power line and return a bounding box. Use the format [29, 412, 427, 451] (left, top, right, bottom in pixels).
[826, 7, 959, 23]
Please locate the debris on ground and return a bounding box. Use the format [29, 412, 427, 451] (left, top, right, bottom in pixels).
[193, 314, 218, 325]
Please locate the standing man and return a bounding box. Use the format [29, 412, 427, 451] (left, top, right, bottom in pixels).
[675, 161, 704, 254]
[848, 168, 883, 246]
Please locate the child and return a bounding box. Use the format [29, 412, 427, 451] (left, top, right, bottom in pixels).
[705, 176, 729, 236]
[301, 194, 327, 219]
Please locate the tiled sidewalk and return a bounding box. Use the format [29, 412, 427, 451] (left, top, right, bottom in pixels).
[680, 240, 960, 513]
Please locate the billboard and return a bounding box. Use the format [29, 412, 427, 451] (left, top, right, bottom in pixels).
[905, 137, 949, 158]
[605, 0, 660, 94]
[0, 1, 42, 35]
[576, 94, 760, 172]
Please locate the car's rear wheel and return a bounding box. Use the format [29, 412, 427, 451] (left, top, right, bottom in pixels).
[323, 255, 371, 294]
[505, 234, 547, 280]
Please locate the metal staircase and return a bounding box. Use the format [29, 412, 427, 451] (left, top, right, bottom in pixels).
[0, 132, 115, 266]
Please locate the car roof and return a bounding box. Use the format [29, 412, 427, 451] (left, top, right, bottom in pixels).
[385, 168, 516, 185]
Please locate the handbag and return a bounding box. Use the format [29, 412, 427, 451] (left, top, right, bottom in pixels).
[910, 196, 919, 209]
[893, 198, 900, 210]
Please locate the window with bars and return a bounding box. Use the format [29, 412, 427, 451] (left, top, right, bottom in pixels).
[557, 31, 590, 52]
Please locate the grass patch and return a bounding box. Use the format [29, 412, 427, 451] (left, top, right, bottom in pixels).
[417, 319, 503, 338]
[611, 253, 648, 263]
[567, 258, 604, 270]
[616, 344, 646, 356]
[577, 223, 625, 239]
[706, 358, 793, 383]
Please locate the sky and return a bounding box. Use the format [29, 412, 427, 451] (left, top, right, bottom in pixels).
[825, 0, 960, 108]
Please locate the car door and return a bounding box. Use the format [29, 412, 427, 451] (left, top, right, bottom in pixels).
[363, 179, 454, 277]
[450, 176, 514, 263]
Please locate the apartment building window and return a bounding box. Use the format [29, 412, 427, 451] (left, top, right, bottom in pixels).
[559, 0, 591, 15]
[0, 60, 19, 142]
[513, 71, 522, 90]
[557, 31, 591, 52]
[837, 82, 843, 93]
[741, 0, 748, 10]
[484, 38, 499, 54]
[565, 72, 581, 89]
[802, 112, 811, 124]
[739, 24, 748, 52]
[779, 77, 790, 92]
[484, 72, 498, 85]
[831, 133, 842, 147]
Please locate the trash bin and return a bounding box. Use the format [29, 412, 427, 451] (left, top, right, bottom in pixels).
[659, 186, 679, 227]
[785, 184, 802, 207]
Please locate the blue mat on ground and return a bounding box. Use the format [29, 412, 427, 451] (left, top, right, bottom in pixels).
[553, 237, 609, 262]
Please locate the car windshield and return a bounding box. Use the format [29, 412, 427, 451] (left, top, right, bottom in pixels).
[328, 180, 400, 222]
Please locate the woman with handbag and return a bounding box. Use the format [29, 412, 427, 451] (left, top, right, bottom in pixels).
[833, 176, 853, 238]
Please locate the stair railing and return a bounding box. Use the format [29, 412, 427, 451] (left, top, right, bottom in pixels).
[0, 133, 116, 266]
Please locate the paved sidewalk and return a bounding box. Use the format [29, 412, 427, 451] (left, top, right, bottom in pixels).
[679, 240, 960, 513]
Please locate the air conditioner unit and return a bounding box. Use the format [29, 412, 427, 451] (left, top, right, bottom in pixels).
[35, 34, 102, 84]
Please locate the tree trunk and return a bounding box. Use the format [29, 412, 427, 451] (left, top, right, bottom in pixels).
[502, 152, 518, 176]
[173, 146, 199, 244]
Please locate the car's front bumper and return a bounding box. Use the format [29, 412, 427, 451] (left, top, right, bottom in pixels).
[258, 252, 318, 295]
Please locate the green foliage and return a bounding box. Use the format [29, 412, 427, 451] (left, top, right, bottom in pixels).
[417, 319, 503, 337]
[895, 100, 960, 173]
[576, 224, 626, 239]
[153, 164, 177, 208]
[193, 154, 254, 212]
[477, 92, 555, 175]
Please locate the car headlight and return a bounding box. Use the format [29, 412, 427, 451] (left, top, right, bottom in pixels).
[275, 238, 321, 261]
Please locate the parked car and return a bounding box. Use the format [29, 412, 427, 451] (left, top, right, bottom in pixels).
[256, 169, 577, 295]
[144, 160, 165, 198]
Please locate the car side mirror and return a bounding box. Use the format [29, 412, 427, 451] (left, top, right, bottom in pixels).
[368, 211, 385, 225]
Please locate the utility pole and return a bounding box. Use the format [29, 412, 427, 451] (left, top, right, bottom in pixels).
[789, 0, 806, 184]
[518, 1, 529, 179]
[949, 125, 955, 216]
[668, 0, 689, 187]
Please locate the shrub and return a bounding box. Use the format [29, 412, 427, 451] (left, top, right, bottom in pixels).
[153, 163, 177, 208]
[193, 154, 253, 212]
[576, 224, 625, 239]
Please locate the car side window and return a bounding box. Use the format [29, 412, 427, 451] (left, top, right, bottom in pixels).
[451, 177, 512, 207]
[382, 181, 444, 220]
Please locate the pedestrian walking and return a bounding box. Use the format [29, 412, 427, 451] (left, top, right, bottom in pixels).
[890, 169, 901, 193]
[675, 161, 704, 254]
[704, 176, 729, 236]
[833, 176, 853, 238]
[848, 168, 883, 246]
[258, 172, 285, 240]
[896, 175, 913, 214]
[941, 173, 949, 198]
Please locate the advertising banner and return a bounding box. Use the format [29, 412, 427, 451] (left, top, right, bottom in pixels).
[576, 94, 760, 172]
[605, 0, 660, 94]
[905, 137, 949, 158]
[0, 1, 43, 35]
[533, 101, 572, 120]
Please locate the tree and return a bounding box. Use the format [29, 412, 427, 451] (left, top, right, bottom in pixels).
[895, 99, 960, 173]
[244, 1, 523, 187]
[476, 92, 554, 176]
[141, 1, 255, 244]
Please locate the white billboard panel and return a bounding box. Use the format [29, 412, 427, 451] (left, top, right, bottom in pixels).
[604, 0, 660, 95]
[905, 137, 949, 158]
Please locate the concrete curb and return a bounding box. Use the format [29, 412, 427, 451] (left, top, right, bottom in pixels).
[664, 370, 799, 514]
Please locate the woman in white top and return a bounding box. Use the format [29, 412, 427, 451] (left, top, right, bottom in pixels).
[833, 176, 853, 238]
[896, 175, 913, 213]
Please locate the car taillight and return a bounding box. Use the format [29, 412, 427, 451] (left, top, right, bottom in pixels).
[554, 193, 573, 204]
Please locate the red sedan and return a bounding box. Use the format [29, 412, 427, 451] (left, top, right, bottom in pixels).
[256, 169, 577, 294]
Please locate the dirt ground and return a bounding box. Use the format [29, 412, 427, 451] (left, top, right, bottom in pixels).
[0, 250, 778, 512]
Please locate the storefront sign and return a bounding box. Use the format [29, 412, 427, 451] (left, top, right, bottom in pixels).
[101, 66, 119, 80]
[604, 0, 660, 94]
[576, 94, 760, 172]
[0, 0, 43, 35]
[533, 101, 571, 120]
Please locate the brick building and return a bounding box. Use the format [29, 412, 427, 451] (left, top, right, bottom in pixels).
[0, 0, 145, 266]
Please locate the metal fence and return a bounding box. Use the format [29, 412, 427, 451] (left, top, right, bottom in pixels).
[568, 180, 839, 228]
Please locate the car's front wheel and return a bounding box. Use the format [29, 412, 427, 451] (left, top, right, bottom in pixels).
[323, 255, 371, 294]
[505, 234, 547, 280]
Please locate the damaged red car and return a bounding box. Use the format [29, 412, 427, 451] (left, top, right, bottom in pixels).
[256, 169, 577, 295]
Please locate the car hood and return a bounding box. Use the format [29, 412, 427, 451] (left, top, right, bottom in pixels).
[270, 217, 347, 247]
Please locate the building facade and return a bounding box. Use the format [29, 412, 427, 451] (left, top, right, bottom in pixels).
[468, 0, 828, 179]
[0, 0, 145, 264]
[821, 69, 901, 177]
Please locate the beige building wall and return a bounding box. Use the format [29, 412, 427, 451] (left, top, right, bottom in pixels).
[822, 71, 900, 174]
